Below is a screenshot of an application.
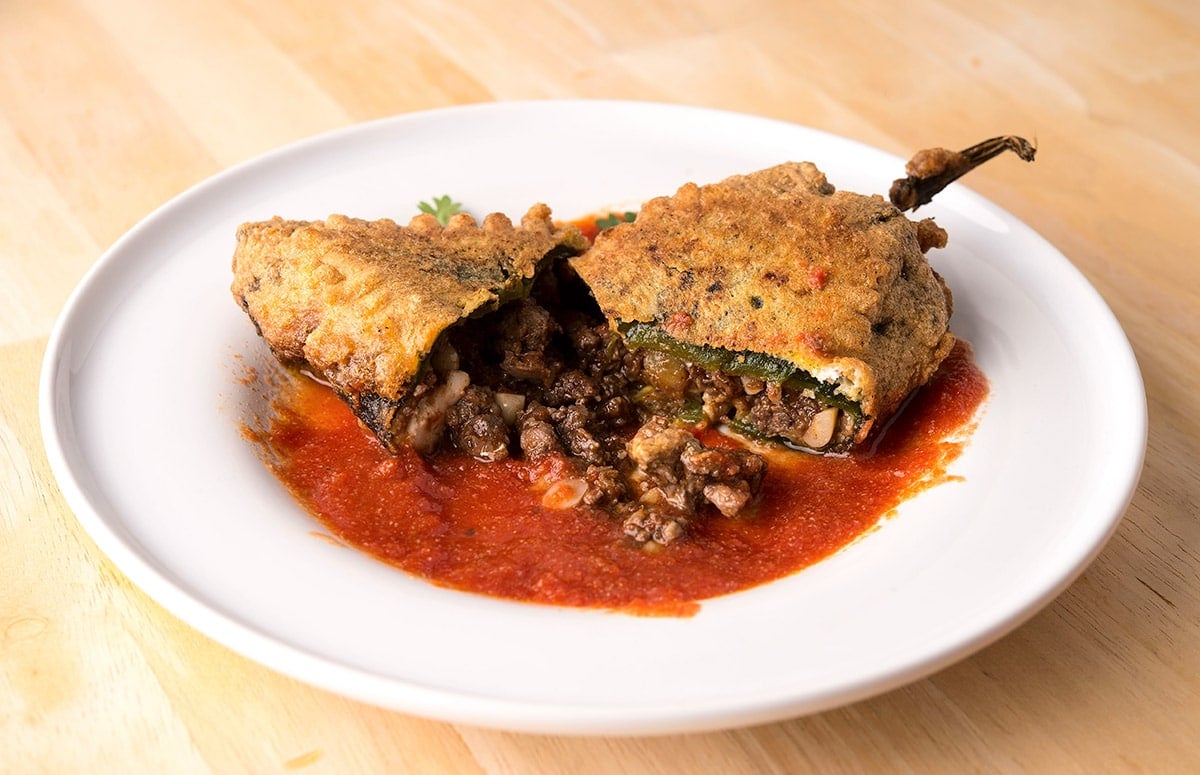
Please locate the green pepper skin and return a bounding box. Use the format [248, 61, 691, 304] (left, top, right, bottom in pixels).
[621, 321, 861, 417]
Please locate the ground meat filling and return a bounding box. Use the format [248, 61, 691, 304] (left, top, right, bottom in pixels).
[647, 357, 859, 453]
[617, 417, 766, 544]
[400, 270, 851, 544]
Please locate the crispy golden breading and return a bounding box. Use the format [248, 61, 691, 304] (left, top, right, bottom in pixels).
[232, 205, 587, 447]
[570, 162, 955, 441]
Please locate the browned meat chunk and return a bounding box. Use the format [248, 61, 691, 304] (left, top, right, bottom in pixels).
[494, 300, 561, 385]
[517, 403, 563, 461]
[446, 385, 510, 462]
[582, 465, 627, 507]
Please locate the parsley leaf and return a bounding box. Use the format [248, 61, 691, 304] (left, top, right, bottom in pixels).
[417, 195, 464, 226]
[595, 211, 637, 230]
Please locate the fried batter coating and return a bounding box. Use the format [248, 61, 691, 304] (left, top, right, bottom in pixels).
[232, 205, 587, 449]
[570, 162, 955, 441]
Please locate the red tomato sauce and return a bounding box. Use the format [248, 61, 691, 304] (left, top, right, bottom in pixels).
[246, 341, 987, 617]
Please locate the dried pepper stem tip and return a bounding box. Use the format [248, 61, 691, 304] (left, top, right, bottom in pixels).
[889, 135, 1037, 211]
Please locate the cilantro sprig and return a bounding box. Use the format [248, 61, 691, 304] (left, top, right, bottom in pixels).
[417, 195, 464, 226]
[596, 211, 637, 230]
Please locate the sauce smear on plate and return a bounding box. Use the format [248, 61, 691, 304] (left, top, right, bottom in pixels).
[248, 341, 986, 616]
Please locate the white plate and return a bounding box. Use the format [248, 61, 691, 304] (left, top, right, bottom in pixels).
[40, 101, 1145, 735]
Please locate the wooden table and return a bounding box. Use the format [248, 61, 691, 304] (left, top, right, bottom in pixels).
[3, 1, 1197, 770]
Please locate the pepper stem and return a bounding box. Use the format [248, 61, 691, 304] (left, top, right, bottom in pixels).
[889, 136, 1037, 211]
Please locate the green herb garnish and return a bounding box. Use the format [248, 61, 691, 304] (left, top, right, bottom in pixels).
[418, 195, 464, 226]
[595, 211, 637, 230]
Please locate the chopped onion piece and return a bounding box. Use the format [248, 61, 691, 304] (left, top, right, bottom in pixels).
[801, 407, 839, 449]
[494, 392, 526, 426]
[542, 478, 588, 509]
[405, 370, 470, 453]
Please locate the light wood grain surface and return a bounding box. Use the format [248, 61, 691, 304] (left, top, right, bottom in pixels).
[3, 0, 1198, 771]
